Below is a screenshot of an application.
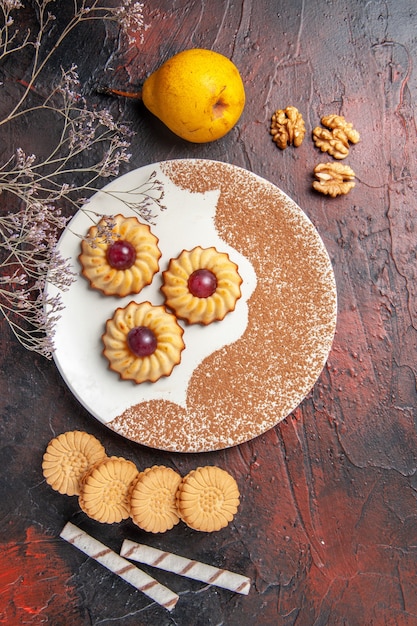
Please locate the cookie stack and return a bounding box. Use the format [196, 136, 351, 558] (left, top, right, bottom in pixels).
[42, 431, 240, 533]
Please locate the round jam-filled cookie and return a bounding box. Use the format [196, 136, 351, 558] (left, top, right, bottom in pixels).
[130, 466, 182, 533]
[176, 466, 240, 532]
[102, 301, 185, 384]
[79, 214, 162, 297]
[79, 456, 139, 524]
[42, 431, 107, 496]
[161, 246, 243, 325]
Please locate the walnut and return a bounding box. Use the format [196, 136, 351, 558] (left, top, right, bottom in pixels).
[312, 126, 350, 159]
[312, 114, 360, 159]
[270, 106, 306, 149]
[321, 114, 360, 144]
[312, 162, 356, 197]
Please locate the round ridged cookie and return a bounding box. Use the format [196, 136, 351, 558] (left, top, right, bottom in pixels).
[130, 465, 182, 533]
[79, 214, 162, 297]
[42, 431, 107, 496]
[177, 466, 240, 532]
[161, 246, 243, 325]
[102, 300, 185, 384]
[79, 456, 139, 524]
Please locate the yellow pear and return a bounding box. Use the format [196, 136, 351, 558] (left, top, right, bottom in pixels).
[142, 48, 245, 143]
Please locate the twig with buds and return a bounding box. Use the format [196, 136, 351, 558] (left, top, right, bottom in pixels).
[0, 1, 164, 359]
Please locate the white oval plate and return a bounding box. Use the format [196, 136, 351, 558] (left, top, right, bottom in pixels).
[48, 159, 337, 453]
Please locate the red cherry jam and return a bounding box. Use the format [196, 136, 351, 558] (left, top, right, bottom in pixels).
[188, 269, 217, 298]
[127, 326, 157, 357]
[106, 239, 136, 270]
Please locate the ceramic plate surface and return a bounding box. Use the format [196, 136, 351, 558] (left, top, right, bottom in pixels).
[49, 159, 337, 452]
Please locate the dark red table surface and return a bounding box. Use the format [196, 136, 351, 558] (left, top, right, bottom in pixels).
[1, 1, 417, 625]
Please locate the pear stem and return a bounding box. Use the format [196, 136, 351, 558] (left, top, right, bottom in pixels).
[97, 86, 143, 100]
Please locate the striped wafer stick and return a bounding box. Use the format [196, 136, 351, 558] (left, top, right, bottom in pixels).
[121, 539, 251, 595]
[60, 523, 179, 611]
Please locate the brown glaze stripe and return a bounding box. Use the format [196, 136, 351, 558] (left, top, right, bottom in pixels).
[60, 523, 179, 611]
[117, 563, 137, 575]
[94, 548, 112, 559]
[121, 539, 251, 596]
[180, 560, 197, 575]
